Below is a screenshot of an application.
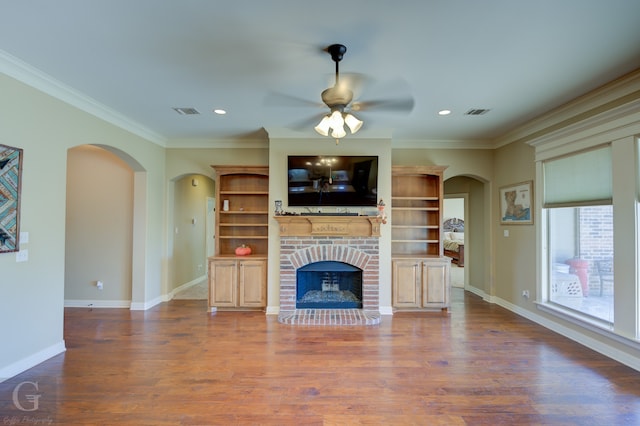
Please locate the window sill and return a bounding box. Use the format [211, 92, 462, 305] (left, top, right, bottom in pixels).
[536, 301, 640, 349]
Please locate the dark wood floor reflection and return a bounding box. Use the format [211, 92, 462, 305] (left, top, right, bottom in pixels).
[2, 289, 639, 425]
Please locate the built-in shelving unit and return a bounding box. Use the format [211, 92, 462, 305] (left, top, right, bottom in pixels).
[391, 165, 450, 311]
[391, 165, 445, 257]
[215, 167, 269, 257]
[208, 166, 269, 311]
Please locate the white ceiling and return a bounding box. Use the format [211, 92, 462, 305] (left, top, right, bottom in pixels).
[2, 1, 640, 146]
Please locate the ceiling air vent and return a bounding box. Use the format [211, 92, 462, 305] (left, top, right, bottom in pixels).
[173, 107, 200, 115]
[465, 108, 491, 116]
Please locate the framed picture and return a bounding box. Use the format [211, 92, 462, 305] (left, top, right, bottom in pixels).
[0, 144, 23, 253]
[500, 180, 533, 225]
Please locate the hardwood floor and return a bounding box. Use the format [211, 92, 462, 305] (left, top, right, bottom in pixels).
[2, 289, 639, 425]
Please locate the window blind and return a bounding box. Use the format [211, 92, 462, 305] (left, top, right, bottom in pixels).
[543, 145, 612, 208]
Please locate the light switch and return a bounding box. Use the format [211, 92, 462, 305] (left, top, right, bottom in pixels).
[503, 229, 509, 237]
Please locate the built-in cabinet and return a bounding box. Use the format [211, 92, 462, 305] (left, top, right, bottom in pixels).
[209, 257, 267, 308]
[392, 258, 450, 309]
[208, 166, 268, 311]
[391, 165, 451, 311]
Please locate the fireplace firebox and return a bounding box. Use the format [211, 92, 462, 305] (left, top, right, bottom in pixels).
[296, 261, 363, 309]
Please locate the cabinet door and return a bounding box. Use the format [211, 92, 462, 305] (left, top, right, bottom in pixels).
[239, 260, 266, 307]
[422, 259, 450, 307]
[392, 260, 422, 308]
[210, 260, 238, 307]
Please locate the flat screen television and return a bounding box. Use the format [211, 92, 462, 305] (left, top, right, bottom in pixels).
[287, 155, 378, 207]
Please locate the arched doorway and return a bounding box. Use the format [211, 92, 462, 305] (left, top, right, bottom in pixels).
[64, 144, 147, 308]
[444, 175, 490, 297]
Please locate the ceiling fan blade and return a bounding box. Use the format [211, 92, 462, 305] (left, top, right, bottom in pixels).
[351, 96, 415, 113]
[287, 113, 325, 132]
[264, 91, 323, 108]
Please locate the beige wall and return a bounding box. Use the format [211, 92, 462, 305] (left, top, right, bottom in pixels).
[65, 145, 134, 303]
[0, 73, 166, 378]
[392, 148, 494, 182]
[492, 141, 536, 302]
[171, 174, 215, 291]
[165, 147, 269, 180]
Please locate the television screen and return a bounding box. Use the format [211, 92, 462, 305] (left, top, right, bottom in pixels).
[287, 155, 378, 207]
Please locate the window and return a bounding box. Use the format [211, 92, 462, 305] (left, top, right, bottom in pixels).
[547, 206, 613, 322]
[543, 146, 614, 325]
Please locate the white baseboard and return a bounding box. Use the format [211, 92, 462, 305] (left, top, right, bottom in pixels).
[0, 341, 66, 383]
[167, 275, 206, 301]
[130, 296, 163, 311]
[64, 299, 130, 308]
[265, 306, 279, 315]
[379, 306, 394, 315]
[492, 295, 640, 373]
[465, 284, 489, 301]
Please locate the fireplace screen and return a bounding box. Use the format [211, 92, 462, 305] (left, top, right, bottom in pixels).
[296, 261, 363, 309]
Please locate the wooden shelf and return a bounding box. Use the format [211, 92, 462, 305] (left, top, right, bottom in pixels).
[220, 211, 269, 214]
[219, 235, 269, 239]
[393, 239, 440, 243]
[211, 165, 269, 257]
[274, 215, 382, 237]
[392, 207, 440, 211]
[391, 165, 446, 258]
[220, 191, 269, 195]
[392, 225, 439, 229]
[391, 196, 440, 202]
[219, 223, 267, 227]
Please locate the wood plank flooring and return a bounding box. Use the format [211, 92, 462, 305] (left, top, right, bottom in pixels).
[1, 289, 639, 425]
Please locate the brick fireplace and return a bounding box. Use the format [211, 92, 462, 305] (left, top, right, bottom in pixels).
[274, 215, 382, 325]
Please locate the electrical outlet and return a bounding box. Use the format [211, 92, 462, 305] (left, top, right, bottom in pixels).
[522, 290, 530, 299]
[97, 280, 104, 290]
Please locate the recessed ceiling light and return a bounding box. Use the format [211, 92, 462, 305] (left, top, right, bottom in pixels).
[438, 109, 451, 116]
[213, 109, 227, 115]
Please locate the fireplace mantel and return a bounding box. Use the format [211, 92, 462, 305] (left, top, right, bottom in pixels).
[274, 215, 382, 237]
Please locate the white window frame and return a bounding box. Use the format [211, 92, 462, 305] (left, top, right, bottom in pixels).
[529, 100, 640, 344]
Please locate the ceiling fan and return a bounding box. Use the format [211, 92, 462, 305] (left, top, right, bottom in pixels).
[314, 44, 415, 142]
[267, 43, 415, 143]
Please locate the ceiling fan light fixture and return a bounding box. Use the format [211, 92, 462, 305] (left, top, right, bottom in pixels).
[328, 109, 344, 128]
[315, 108, 362, 139]
[344, 113, 363, 134]
[314, 115, 331, 136]
[331, 125, 347, 139]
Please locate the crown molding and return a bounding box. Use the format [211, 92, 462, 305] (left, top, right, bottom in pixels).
[494, 68, 640, 148]
[165, 138, 270, 149]
[0, 49, 167, 147]
[391, 139, 494, 149]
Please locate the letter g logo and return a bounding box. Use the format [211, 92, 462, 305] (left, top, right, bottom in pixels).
[12, 381, 41, 412]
